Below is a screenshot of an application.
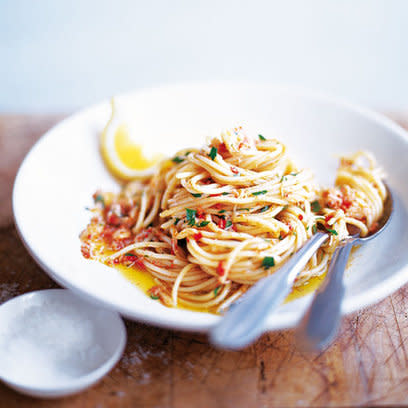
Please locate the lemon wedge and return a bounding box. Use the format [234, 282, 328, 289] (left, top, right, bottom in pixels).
[100, 99, 161, 180]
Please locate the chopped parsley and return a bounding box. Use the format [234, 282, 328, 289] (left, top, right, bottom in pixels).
[150, 294, 160, 300]
[326, 228, 338, 236]
[214, 286, 221, 296]
[312, 224, 317, 234]
[280, 175, 287, 182]
[94, 194, 105, 208]
[172, 156, 184, 163]
[208, 146, 217, 160]
[191, 193, 202, 197]
[240, 208, 250, 211]
[252, 190, 267, 196]
[218, 209, 226, 214]
[278, 233, 284, 240]
[262, 256, 275, 269]
[222, 192, 229, 196]
[259, 205, 269, 213]
[225, 220, 232, 228]
[290, 172, 298, 176]
[258, 134, 266, 141]
[185, 151, 191, 156]
[311, 200, 321, 213]
[186, 208, 196, 226]
[174, 217, 181, 225]
[124, 252, 135, 257]
[197, 221, 210, 227]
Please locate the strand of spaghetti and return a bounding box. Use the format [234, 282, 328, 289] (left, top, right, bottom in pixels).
[172, 264, 195, 306]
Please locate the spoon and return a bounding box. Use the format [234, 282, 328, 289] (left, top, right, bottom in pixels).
[296, 185, 394, 351]
[210, 186, 393, 351]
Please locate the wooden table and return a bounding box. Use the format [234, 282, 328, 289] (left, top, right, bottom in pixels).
[1, 113, 408, 408]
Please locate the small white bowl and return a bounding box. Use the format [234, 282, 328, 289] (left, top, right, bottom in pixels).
[0, 289, 126, 398]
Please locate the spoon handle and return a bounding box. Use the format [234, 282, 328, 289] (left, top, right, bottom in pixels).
[296, 239, 354, 351]
[210, 232, 328, 350]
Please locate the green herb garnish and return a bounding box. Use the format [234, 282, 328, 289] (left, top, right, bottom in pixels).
[222, 192, 229, 196]
[252, 190, 267, 196]
[312, 224, 317, 234]
[209, 147, 217, 160]
[225, 220, 232, 228]
[311, 200, 321, 213]
[191, 193, 202, 197]
[94, 194, 105, 208]
[326, 228, 338, 236]
[197, 221, 210, 227]
[259, 205, 269, 213]
[258, 134, 266, 141]
[262, 256, 275, 269]
[186, 208, 196, 226]
[150, 294, 160, 300]
[218, 209, 226, 214]
[214, 286, 221, 296]
[172, 156, 184, 163]
[174, 218, 180, 225]
[124, 252, 135, 257]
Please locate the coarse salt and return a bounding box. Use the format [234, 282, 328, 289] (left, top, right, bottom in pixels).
[0, 297, 109, 385]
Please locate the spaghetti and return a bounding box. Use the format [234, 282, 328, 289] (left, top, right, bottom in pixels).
[80, 128, 386, 313]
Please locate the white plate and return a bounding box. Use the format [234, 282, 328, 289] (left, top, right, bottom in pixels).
[13, 81, 408, 332]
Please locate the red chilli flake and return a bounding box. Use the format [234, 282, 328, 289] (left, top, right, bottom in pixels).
[80, 245, 90, 259]
[217, 261, 226, 276]
[149, 285, 161, 297]
[106, 211, 121, 226]
[218, 218, 226, 229]
[325, 213, 335, 226]
[298, 214, 303, 221]
[218, 143, 227, 155]
[231, 166, 239, 175]
[134, 258, 145, 270]
[196, 208, 205, 219]
[193, 232, 203, 241]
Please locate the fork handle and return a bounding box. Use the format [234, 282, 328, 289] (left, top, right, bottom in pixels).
[210, 232, 329, 350]
[296, 239, 353, 351]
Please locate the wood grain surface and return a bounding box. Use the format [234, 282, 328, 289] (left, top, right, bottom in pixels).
[1, 114, 408, 408]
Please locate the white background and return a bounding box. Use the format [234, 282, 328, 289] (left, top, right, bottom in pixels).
[1, 0, 407, 112]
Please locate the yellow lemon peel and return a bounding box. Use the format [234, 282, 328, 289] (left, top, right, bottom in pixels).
[100, 99, 161, 180]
